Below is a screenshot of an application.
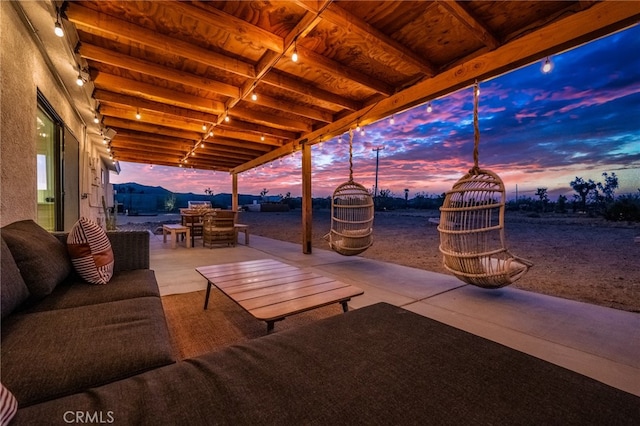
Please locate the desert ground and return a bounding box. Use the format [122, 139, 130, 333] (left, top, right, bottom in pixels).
[122, 209, 640, 313]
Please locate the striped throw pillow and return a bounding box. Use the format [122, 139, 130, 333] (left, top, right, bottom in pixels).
[0, 383, 18, 425]
[67, 218, 114, 285]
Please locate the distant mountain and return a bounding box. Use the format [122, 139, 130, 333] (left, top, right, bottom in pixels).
[112, 183, 261, 214]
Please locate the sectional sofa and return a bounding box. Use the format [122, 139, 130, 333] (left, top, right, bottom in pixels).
[1, 220, 638, 425]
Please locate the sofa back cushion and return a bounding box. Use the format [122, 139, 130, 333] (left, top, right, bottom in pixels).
[0, 238, 30, 318]
[0, 220, 71, 298]
[67, 218, 114, 285]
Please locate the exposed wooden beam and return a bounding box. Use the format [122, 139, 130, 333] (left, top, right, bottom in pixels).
[438, 1, 500, 50]
[231, 106, 312, 133]
[94, 90, 219, 124]
[66, 3, 255, 78]
[112, 147, 240, 169]
[93, 72, 225, 114]
[262, 71, 362, 111]
[295, 45, 395, 96]
[99, 105, 209, 133]
[104, 118, 202, 141]
[113, 138, 258, 161]
[251, 94, 332, 123]
[80, 43, 240, 98]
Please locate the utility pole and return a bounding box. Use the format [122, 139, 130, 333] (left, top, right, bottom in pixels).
[372, 146, 384, 208]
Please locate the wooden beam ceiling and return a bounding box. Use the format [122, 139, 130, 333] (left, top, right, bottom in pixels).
[58, 0, 638, 173]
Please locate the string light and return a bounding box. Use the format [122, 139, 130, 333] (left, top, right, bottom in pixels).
[200, 142, 205, 148]
[360, 126, 365, 136]
[260, 134, 265, 141]
[135, 108, 141, 120]
[389, 115, 395, 125]
[251, 91, 258, 101]
[427, 102, 433, 113]
[202, 124, 207, 131]
[54, 8, 64, 37]
[93, 114, 99, 124]
[541, 57, 553, 74]
[224, 110, 230, 122]
[76, 71, 84, 87]
[356, 123, 361, 132]
[338, 134, 343, 144]
[209, 130, 214, 137]
[292, 39, 299, 63]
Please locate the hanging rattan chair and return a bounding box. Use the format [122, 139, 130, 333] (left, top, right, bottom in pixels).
[438, 82, 532, 288]
[326, 130, 374, 256]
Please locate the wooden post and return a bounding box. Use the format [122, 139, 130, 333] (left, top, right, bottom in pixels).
[301, 141, 312, 254]
[231, 173, 238, 212]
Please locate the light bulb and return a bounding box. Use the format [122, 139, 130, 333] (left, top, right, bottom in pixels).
[54, 21, 64, 37]
[389, 115, 395, 125]
[542, 57, 552, 74]
[102, 138, 107, 144]
[356, 123, 361, 132]
[135, 109, 141, 120]
[191, 151, 195, 156]
[202, 124, 207, 131]
[292, 48, 298, 63]
[338, 135, 343, 144]
[200, 142, 205, 148]
[149, 164, 153, 169]
[427, 103, 433, 113]
[251, 92, 258, 101]
[224, 114, 230, 122]
[106, 146, 111, 152]
[209, 130, 214, 137]
[93, 114, 99, 124]
[360, 128, 365, 136]
[76, 74, 84, 86]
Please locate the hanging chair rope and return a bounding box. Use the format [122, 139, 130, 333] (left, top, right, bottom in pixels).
[472, 81, 480, 172]
[437, 81, 532, 288]
[325, 127, 374, 256]
[348, 128, 354, 182]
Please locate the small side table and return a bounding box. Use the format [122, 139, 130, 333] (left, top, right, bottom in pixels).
[235, 224, 249, 245]
[163, 224, 191, 248]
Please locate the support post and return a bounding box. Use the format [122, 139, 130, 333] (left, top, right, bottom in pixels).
[301, 141, 312, 254]
[231, 173, 238, 212]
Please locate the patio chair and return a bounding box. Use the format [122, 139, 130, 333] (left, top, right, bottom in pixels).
[203, 210, 236, 248]
[182, 213, 204, 247]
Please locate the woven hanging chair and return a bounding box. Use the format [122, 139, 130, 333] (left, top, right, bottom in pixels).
[326, 130, 374, 256]
[438, 83, 532, 288]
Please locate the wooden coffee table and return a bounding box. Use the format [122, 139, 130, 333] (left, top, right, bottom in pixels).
[196, 259, 364, 332]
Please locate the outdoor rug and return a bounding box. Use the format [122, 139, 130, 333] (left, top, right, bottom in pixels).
[161, 289, 342, 359]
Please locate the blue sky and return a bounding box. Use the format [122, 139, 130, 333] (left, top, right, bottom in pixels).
[112, 24, 640, 200]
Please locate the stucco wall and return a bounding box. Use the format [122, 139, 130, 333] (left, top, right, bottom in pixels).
[1, 2, 107, 229]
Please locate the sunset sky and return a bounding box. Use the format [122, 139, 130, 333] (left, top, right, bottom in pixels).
[111, 24, 640, 201]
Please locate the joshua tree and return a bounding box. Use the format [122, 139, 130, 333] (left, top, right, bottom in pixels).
[570, 177, 596, 211]
[535, 187, 549, 212]
[404, 188, 409, 208]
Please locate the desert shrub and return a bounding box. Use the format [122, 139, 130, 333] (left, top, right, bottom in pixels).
[603, 195, 640, 222]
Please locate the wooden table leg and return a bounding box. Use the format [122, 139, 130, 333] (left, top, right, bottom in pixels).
[340, 299, 351, 312]
[204, 281, 212, 310]
[170, 230, 177, 249]
[185, 228, 191, 248]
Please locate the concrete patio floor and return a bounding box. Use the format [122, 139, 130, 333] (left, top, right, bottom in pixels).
[149, 231, 640, 397]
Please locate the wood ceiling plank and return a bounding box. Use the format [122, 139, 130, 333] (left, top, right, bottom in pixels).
[66, 3, 255, 78]
[169, 1, 284, 53]
[94, 90, 219, 124]
[80, 43, 240, 98]
[93, 73, 225, 114]
[113, 148, 240, 169]
[438, 0, 500, 50]
[295, 1, 437, 76]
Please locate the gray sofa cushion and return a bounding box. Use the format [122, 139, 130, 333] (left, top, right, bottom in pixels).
[1, 220, 71, 298]
[0, 238, 30, 319]
[20, 269, 160, 313]
[1, 297, 175, 407]
[11, 303, 640, 425]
